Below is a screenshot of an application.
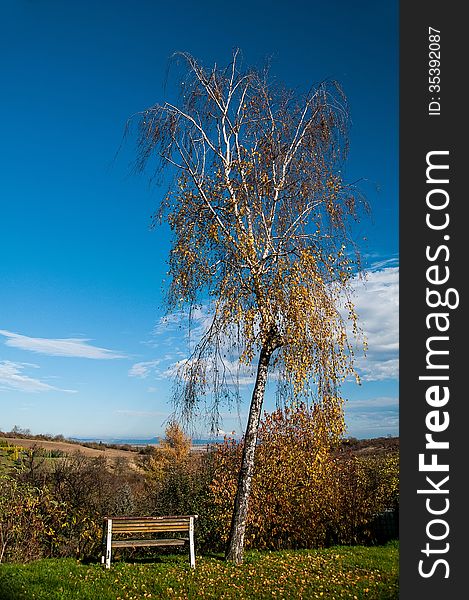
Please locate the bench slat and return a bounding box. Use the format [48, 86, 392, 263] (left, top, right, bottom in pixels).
[105, 517, 193, 525]
[111, 525, 190, 533]
[109, 520, 191, 526]
[109, 519, 191, 524]
[105, 515, 196, 521]
[111, 538, 188, 548]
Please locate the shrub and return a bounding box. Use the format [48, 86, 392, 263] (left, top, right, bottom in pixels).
[0, 476, 67, 562]
[204, 406, 399, 551]
[47, 454, 142, 559]
[323, 451, 399, 545]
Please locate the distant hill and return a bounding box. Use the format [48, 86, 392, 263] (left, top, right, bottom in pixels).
[74, 436, 160, 446]
[1, 429, 399, 459]
[339, 436, 399, 456]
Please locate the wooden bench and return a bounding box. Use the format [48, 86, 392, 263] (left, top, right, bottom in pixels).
[101, 515, 198, 569]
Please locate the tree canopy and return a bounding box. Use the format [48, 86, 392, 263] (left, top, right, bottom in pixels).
[132, 50, 366, 562]
[135, 50, 364, 421]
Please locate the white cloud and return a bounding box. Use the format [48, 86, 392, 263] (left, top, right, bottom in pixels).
[349, 265, 399, 381]
[356, 358, 399, 382]
[344, 395, 399, 438]
[346, 413, 399, 439]
[0, 360, 76, 393]
[0, 330, 127, 359]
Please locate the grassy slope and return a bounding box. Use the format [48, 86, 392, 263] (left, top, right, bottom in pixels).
[0, 543, 398, 600]
[0, 437, 138, 459]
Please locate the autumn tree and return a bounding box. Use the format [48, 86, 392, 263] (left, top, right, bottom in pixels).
[142, 421, 192, 480]
[159, 421, 191, 462]
[132, 50, 365, 563]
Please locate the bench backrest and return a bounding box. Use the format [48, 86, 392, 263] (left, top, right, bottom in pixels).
[104, 516, 196, 535]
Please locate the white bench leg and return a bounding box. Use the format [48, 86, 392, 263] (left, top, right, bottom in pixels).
[189, 516, 196, 568]
[105, 519, 113, 569]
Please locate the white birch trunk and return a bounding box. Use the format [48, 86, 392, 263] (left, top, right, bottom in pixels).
[225, 345, 272, 564]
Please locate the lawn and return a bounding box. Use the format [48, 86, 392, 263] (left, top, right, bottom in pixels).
[0, 542, 398, 599]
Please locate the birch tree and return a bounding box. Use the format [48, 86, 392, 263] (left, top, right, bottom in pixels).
[132, 50, 365, 564]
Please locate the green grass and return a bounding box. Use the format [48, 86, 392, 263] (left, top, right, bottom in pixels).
[0, 542, 398, 600]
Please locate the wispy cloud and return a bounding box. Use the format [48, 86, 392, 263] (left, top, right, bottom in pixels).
[161, 355, 258, 386]
[152, 307, 213, 347]
[129, 360, 162, 378]
[0, 360, 76, 393]
[0, 330, 127, 359]
[345, 396, 398, 410]
[115, 409, 168, 418]
[145, 306, 258, 386]
[364, 254, 399, 271]
[128, 353, 187, 380]
[130, 309, 213, 382]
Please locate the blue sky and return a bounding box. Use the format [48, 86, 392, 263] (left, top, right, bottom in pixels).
[1, 0, 398, 440]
